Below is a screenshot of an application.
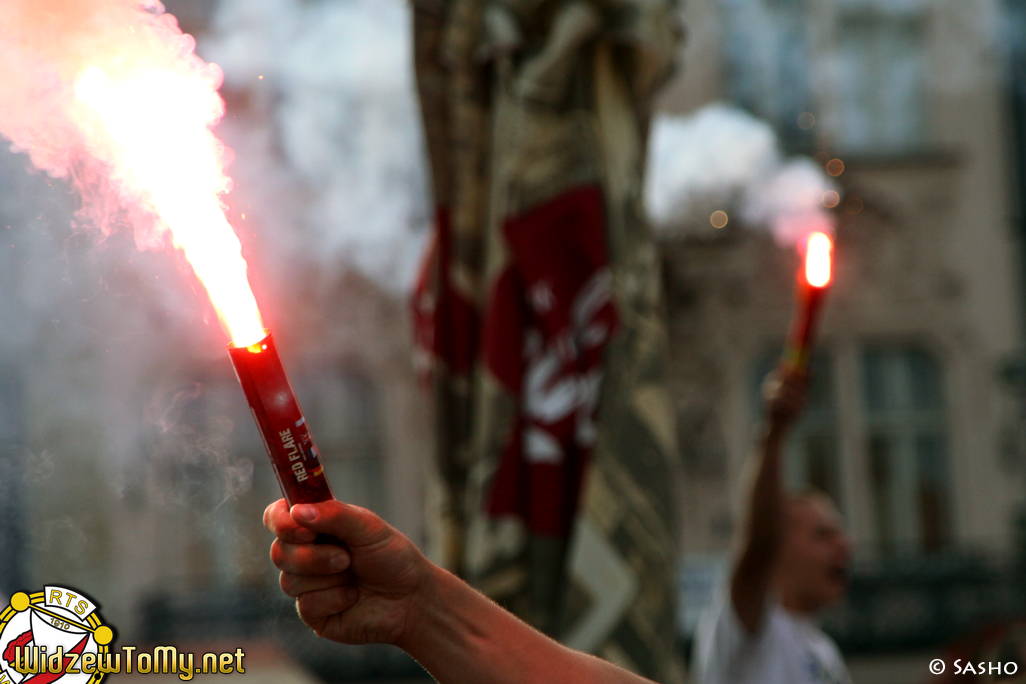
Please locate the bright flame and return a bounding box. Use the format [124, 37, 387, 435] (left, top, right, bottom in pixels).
[74, 66, 265, 347]
[805, 231, 833, 288]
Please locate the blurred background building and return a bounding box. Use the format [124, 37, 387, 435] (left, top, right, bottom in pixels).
[660, 0, 1026, 670]
[0, 0, 1024, 682]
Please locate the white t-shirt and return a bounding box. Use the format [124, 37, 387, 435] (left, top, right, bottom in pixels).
[693, 593, 852, 684]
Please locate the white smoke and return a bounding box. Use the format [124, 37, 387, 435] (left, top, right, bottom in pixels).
[202, 0, 429, 293]
[645, 103, 839, 244]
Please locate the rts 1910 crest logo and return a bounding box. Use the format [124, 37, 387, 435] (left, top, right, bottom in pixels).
[0, 585, 115, 684]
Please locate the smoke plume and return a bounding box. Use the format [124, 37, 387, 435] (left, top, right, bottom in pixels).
[201, 0, 429, 293]
[0, 0, 226, 247]
[645, 103, 839, 244]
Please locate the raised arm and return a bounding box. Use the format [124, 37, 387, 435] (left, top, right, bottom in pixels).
[264, 499, 655, 684]
[729, 368, 808, 633]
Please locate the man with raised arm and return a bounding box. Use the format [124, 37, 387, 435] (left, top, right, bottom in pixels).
[693, 369, 852, 684]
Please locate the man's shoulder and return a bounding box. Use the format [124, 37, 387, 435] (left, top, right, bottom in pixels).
[693, 597, 851, 684]
[692, 594, 786, 681]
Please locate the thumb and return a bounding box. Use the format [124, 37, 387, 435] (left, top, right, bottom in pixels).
[290, 500, 391, 548]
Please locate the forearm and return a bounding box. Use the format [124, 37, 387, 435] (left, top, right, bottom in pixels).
[731, 426, 787, 628]
[745, 426, 787, 555]
[400, 565, 653, 684]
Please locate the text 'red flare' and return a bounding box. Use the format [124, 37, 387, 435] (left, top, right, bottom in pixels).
[228, 332, 334, 506]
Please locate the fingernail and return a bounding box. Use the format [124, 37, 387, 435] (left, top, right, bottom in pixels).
[292, 504, 318, 523]
[329, 552, 349, 572]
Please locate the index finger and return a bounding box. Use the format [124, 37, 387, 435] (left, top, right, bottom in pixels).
[264, 499, 317, 543]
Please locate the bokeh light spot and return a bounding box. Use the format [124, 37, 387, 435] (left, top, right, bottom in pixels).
[710, 210, 729, 229]
[823, 190, 840, 208]
[797, 112, 816, 130]
[826, 158, 845, 176]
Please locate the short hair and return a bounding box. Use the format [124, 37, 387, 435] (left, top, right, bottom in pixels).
[788, 487, 836, 509]
[786, 488, 843, 527]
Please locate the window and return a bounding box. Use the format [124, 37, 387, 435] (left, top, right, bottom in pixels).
[863, 347, 951, 555]
[831, 5, 927, 154]
[753, 351, 842, 506]
[720, 0, 815, 152]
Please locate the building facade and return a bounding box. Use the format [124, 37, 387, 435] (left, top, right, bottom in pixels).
[657, 0, 1026, 643]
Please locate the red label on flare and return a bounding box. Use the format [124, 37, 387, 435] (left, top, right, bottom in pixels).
[228, 333, 334, 506]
